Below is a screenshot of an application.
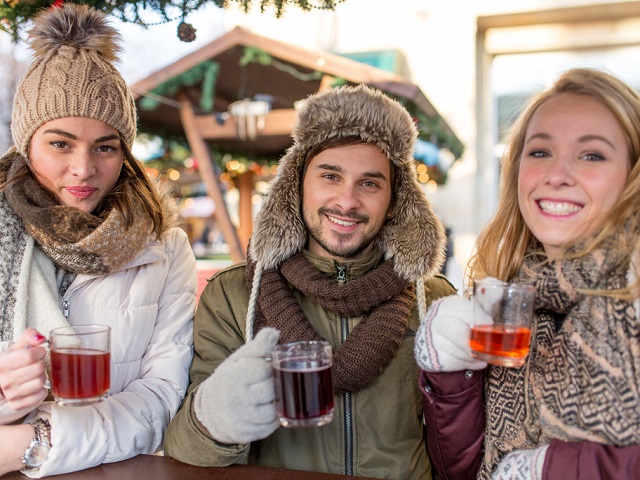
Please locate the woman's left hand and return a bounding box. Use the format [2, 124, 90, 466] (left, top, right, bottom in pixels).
[491, 445, 549, 480]
[415, 295, 489, 372]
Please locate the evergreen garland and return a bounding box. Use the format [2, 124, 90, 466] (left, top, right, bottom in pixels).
[0, 0, 346, 41]
[140, 60, 220, 112]
[394, 96, 465, 160]
[240, 46, 324, 81]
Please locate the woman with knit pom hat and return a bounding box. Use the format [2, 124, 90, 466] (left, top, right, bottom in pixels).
[0, 4, 196, 477]
[164, 84, 456, 478]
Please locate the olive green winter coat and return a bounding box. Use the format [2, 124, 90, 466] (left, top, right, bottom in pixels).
[164, 248, 455, 479]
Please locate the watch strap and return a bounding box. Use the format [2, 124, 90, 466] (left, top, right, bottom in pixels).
[21, 417, 52, 469]
[32, 417, 51, 445]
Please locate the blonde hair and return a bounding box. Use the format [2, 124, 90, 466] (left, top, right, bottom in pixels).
[468, 68, 640, 290]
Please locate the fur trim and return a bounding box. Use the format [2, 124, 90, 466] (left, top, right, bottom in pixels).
[29, 4, 122, 62]
[250, 84, 446, 282]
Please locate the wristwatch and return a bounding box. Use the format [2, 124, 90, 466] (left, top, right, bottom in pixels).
[21, 418, 51, 469]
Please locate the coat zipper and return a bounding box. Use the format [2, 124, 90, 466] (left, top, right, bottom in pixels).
[336, 264, 353, 475]
[62, 300, 71, 319]
[341, 317, 353, 475]
[336, 265, 347, 282]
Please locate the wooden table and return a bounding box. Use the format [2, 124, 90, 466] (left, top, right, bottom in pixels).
[1, 454, 378, 479]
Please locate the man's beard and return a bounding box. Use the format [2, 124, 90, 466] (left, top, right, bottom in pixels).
[304, 207, 384, 260]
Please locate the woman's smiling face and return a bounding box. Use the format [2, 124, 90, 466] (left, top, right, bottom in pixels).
[517, 92, 630, 258]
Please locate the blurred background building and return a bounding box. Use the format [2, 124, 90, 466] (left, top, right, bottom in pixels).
[2, 0, 639, 291]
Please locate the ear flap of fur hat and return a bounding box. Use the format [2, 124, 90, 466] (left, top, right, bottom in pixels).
[11, 3, 137, 154]
[250, 84, 446, 282]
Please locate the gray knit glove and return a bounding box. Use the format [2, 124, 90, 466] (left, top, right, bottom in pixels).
[491, 445, 549, 480]
[194, 327, 281, 445]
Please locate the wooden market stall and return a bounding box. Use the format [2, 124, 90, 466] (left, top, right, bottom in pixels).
[130, 26, 463, 262]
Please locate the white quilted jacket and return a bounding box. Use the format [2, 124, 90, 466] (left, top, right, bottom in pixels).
[0, 227, 196, 477]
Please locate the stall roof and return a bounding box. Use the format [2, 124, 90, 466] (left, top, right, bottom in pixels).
[130, 26, 463, 159]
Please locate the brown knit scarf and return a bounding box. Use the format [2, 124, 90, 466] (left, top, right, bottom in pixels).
[480, 243, 640, 479]
[246, 252, 415, 392]
[1, 150, 151, 276]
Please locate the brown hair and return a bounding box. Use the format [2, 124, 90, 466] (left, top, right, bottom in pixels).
[302, 135, 397, 197]
[2, 138, 165, 238]
[97, 139, 164, 237]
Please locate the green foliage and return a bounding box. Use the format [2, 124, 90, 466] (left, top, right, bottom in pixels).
[140, 60, 219, 112]
[240, 46, 323, 81]
[0, 0, 345, 41]
[395, 96, 465, 160]
[213, 0, 344, 17]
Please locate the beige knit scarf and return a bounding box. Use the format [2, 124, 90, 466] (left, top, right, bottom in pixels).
[246, 252, 415, 392]
[480, 243, 640, 478]
[2, 150, 151, 276]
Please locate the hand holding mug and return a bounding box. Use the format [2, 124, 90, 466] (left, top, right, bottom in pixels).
[415, 295, 489, 372]
[272, 340, 334, 428]
[194, 327, 281, 445]
[0, 329, 48, 411]
[469, 279, 536, 367]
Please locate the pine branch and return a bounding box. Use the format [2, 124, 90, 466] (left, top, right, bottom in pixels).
[0, 0, 346, 41]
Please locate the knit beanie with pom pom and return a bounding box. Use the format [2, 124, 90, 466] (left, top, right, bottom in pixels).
[11, 3, 137, 154]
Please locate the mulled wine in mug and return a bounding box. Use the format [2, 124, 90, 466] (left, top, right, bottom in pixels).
[469, 279, 536, 368]
[49, 325, 111, 406]
[272, 340, 334, 428]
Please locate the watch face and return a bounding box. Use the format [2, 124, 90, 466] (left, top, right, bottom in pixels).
[25, 441, 51, 468]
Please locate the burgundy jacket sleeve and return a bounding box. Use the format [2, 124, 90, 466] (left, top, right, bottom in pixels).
[420, 369, 485, 480]
[544, 439, 640, 479]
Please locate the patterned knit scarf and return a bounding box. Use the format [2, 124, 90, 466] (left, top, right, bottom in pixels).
[246, 252, 415, 392]
[480, 244, 640, 479]
[0, 189, 29, 342]
[2, 150, 151, 276]
[0, 149, 151, 340]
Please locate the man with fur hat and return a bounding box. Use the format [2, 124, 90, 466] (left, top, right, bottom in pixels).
[165, 84, 454, 479]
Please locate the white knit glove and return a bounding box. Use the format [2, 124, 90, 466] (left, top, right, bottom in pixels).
[491, 445, 549, 480]
[194, 327, 281, 445]
[415, 294, 490, 372]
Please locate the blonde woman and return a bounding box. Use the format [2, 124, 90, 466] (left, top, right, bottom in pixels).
[415, 68, 640, 479]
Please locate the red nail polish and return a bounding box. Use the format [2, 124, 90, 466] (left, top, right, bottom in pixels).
[33, 333, 46, 343]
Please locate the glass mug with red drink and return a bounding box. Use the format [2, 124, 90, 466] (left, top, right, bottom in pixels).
[49, 325, 111, 406]
[469, 279, 536, 367]
[272, 340, 334, 428]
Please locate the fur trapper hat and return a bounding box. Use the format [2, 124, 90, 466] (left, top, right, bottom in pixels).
[11, 4, 137, 155]
[249, 84, 446, 282]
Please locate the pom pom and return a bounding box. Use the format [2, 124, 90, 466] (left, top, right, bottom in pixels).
[28, 3, 122, 62]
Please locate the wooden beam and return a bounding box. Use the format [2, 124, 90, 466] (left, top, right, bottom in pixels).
[236, 171, 255, 254]
[178, 94, 245, 263]
[478, 1, 640, 31]
[195, 108, 298, 140]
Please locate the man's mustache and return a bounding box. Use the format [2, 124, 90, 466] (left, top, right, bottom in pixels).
[318, 208, 369, 224]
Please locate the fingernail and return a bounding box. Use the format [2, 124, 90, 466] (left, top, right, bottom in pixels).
[32, 333, 46, 343]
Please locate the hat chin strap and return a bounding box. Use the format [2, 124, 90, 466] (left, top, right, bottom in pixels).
[245, 260, 264, 342]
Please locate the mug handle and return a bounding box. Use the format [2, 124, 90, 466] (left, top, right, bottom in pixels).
[25, 341, 51, 390]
